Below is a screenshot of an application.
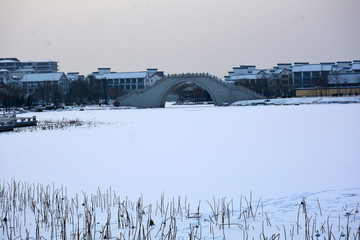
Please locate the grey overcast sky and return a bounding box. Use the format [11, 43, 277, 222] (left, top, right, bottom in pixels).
[1, 0, 360, 78]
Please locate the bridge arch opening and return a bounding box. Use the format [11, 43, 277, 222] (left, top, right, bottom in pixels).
[158, 80, 216, 108]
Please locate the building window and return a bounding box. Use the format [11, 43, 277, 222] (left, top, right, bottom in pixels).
[138, 78, 144, 88]
[120, 79, 125, 84]
[126, 85, 130, 90]
[126, 79, 130, 84]
[311, 71, 320, 79]
[108, 79, 113, 84]
[131, 84, 136, 90]
[303, 72, 311, 87]
[294, 72, 301, 87]
[114, 79, 119, 84]
[132, 79, 136, 84]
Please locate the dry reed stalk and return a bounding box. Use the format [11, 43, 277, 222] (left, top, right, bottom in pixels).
[231, 198, 234, 216]
[296, 204, 301, 234]
[317, 198, 322, 216]
[253, 197, 262, 221]
[243, 215, 247, 230]
[311, 216, 316, 239]
[243, 196, 250, 219]
[346, 214, 350, 240]
[265, 212, 271, 227]
[177, 196, 181, 215]
[222, 222, 226, 240]
[239, 195, 243, 220]
[249, 191, 254, 218]
[283, 225, 287, 240]
[261, 220, 265, 240]
[227, 203, 231, 229]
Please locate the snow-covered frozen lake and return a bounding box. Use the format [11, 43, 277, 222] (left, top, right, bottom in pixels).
[0, 102, 359, 239]
[1, 103, 359, 200]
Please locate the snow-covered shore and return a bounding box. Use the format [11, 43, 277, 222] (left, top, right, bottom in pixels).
[232, 96, 360, 106]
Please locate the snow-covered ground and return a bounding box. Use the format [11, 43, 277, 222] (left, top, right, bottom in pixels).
[232, 96, 360, 106]
[0, 99, 359, 239]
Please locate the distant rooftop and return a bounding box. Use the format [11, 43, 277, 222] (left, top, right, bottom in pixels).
[21, 72, 65, 82]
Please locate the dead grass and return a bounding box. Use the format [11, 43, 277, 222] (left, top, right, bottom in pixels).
[12, 118, 107, 133]
[0, 180, 359, 240]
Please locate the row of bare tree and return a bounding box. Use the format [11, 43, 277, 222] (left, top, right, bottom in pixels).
[0, 75, 110, 108]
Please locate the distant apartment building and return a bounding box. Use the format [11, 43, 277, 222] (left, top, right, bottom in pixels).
[1, 57, 63, 88]
[20, 72, 69, 96]
[91, 68, 164, 98]
[292, 62, 333, 88]
[327, 60, 360, 86]
[0, 58, 70, 104]
[224, 64, 293, 97]
[0, 58, 58, 75]
[225, 60, 360, 97]
[67, 72, 85, 81]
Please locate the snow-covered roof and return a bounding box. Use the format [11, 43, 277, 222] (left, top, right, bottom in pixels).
[277, 63, 292, 67]
[23, 60, 57, 63]
[38, 60, 57, 63]
[273, 68, 288, 74]
[229, 74, 264, 80]
[0, 60, 18, 63]
[249, 70, 262, 74]
[0, 69, 9, 72]
[16, 68, 35, 72]
[94, 72, 147, 79]
[292, 64, 332, 72]
[21, 72, 65, 82]
[351, 63, 360, 71]
[67, 75, 80, 81]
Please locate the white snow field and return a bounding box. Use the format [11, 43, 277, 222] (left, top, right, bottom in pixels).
[0, 101, 359, 239]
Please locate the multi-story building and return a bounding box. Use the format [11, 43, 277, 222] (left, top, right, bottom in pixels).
[292, 62, 333, 88]
[225, 60, 360, 97]
[91, 68, 164, 98]
[224, 64, 293, 97]
[20, 72, 69, 96]
[328, 60, 360, 87]
[67, 72, 85, 81]
[22, 60, 58, 73]
[0, 58, 58, 75]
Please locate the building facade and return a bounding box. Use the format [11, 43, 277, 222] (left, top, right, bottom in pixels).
[0, 58, 58, 75]
[225, 60, 360, 97]
[91, 68, 164, 98]
[20, 72, 69, 96]
[224, 64, 293, 97]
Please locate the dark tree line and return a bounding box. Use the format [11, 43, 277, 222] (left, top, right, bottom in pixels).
[0, 85, 24, 109]
[0, 84, 64, 108]
[34, 84, 62, 105]
[65, 77, 101, 104]
[234, 76, 294, 98]
[65, 75, 116, 105]
[0, 74, 122, 108]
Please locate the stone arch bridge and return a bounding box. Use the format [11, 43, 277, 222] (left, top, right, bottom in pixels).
[119, 73, 265, 108]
